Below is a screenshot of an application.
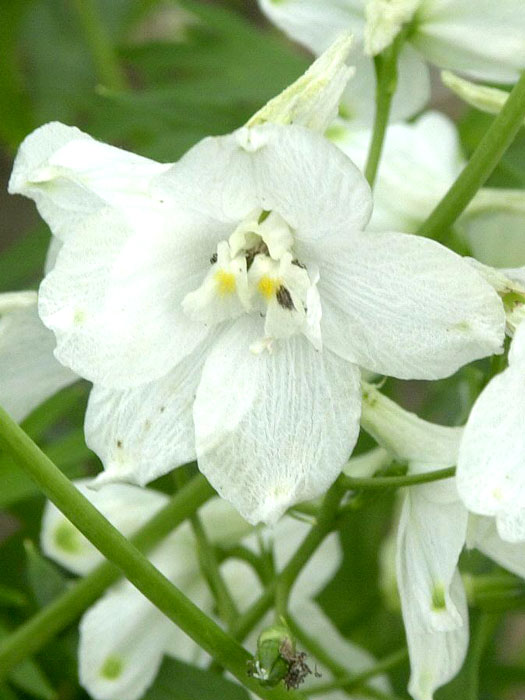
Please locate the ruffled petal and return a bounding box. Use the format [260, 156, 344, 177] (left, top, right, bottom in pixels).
[38, 207, 212, 388]
[414, 0, 525, 83]
[458, 325, 525, 542]
[315, 230, 505, 379]
[85, 336, 216, 487]
[0, 291, 76, 422]
[8, 122, 170, 240]
[40, 480, 168, 575]
[193, 316, 361, 524]
[154, 123, 372, 242]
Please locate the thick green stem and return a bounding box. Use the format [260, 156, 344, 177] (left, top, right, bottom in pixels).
[0, 473, 214, 679]
[340, 466, 455, 491]
[71, 0, 126, 90]
[0, 406, 303, 700]
[418, 71, 525, 241]
[364, 36, 404, 187]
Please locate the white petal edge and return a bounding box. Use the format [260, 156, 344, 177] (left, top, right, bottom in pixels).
[0, 292, 76, 422]
[9, 121, 170, 241]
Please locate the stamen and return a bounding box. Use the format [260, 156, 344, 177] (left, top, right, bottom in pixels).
[258, 276, 278, 300]
[214, 270, 237, 296]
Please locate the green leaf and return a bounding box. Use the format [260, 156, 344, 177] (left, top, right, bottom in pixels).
[24, 540, 68, 608]
[0, 623, 56, 700]
[0, 225, 50, 294]
[143, 657, 250, 700]
[0, 585, 27, 610]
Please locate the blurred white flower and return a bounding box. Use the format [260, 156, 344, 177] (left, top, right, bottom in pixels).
[41, 480, 388, 700]
[9, 117, 504, 524]
[258, 0, 525, 125]
[362, 384, 525, 700]
[0, 290, 76, 421]
[457, 321, 525, 542]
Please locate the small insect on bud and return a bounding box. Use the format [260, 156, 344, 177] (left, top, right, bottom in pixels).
[247, 623, 314, 690]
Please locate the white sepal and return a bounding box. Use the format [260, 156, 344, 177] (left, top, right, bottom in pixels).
[248, 31, 355, 133]
[0, 291, 76, 422]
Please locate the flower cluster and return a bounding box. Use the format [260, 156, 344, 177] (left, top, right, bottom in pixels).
[3, 4, 525, 700]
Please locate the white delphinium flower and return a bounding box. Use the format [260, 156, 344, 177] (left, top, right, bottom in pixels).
[457, 319, 525, 543]
[258, 0, 525, 124]
[8, 118, 506, 524]
[41, 481, 389, 700]
[360, 384, 525, 700]
[0, 290, 76, 421]
[9, 39, 505, 525]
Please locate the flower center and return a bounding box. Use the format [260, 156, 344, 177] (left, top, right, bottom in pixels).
[182, 209, 322, 352]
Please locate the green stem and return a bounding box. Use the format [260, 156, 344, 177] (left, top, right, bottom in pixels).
[0, 407, 303, 700]
[307, 647, 408, 694]
[340, 466, 455, 491]
[71, 0, 126, 90]
[465, 613, 502, 700]
[191, 511, 240, 628]
[0, 473, 214, 680]
[364, 35, 404, 187]
[418, 71, 525, 241]
[273, 480, 343, 624]
[232, 480, 344, 642]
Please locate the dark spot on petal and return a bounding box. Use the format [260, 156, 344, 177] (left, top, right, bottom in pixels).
[160, 406, 166, 413]
[291, 258, 306, 269]
[210, 253, 218, 264]
[276, 285, 295, 311]
[116, 440, 123, 448]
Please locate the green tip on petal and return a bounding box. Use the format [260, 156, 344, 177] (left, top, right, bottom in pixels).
[54, 522, 82, 554]
[431, 583, 447, 611]
[100, 655, 124, 680]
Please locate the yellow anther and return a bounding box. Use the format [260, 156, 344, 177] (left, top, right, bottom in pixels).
[258, 276, 278, 300]
[214, 269, 237, 296]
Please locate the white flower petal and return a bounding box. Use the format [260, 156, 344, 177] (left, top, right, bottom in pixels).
[415, 0, 525, 83]
[0, 292, 76, 422]
[458, 329, 525, 542]
[315, 230, 505, 379]
[78, 534, 203, 700]
[193, 316, 361, 524]
[333, 111, 463, 233]
[85, 336, 216, 487]
[79, 584, 176, 700]
[258, 0, 366, 57]
[403, 571, 468, 700]
[468, 516, 525, 581]
[38, 207, 211, 388]
[41, 480, 168, 575]
[8, 122, 170, 241]
[155, 123, 372, 241]
[397, 483, 468, 635]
